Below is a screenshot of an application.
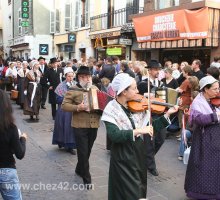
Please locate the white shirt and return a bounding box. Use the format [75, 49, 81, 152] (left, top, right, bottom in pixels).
[40, 65, 45, 73]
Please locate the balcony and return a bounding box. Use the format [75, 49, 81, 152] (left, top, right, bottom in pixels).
[90, 7, 143, 32]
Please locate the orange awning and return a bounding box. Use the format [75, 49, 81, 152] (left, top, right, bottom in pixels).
[133, 7, 209, 42]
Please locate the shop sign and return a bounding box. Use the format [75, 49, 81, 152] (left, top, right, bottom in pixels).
[90, 31, 121, 39]
[68, 33, 76, 43]
[39, 44, 49, 55]
[133, 7, 209, 42]
[107, 39, 119, 45]
[14, 36, 32, 45]
[106, 48, 122, 56]
[21, 0, 29, 18]
[119, 38, 132, 45]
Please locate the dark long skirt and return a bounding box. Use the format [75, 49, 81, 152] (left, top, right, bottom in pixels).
[17, 77, 25, 105]
[23, 83, 42, 116]
[185, 123, 220, 199]
[52, 105, 76, 149]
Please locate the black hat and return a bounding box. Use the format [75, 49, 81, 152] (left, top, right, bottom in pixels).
[76, 66, 91, 76]
[38, 56, 45, 61]
[147, 60, 161, 69]
[76, 66, 91, 82]
[50, 57, 58, 64]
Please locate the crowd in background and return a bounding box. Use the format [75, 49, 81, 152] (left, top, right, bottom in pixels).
[0, 54, 220, 199]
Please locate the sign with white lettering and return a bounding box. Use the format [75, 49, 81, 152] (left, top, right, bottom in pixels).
[133, 7, 209, 42]
[107, 39, 119, 45]
[39, 44, 49, 55]
[119, 38, 132, 45]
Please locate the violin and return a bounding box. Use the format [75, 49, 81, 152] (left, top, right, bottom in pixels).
[210, 92, 220, 107]
[127, 94, 176, 114]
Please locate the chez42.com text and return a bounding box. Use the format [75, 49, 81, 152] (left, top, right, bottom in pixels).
[5, 181, 94, 191]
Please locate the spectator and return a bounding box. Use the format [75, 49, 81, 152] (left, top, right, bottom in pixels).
[191, 59, 205, 80]
[0, 89, 27, 200]
[120, 60, 135, 78]
[99, 57, 115, 82]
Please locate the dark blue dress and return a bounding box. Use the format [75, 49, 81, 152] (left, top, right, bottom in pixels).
[52, 95, 76, 149]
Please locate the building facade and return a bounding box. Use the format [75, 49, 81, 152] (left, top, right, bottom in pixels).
[7, 0, 53, 61]
[89, 0, 144, 61]
[132, 0, 220, 67]
[52, 0, 92, 62]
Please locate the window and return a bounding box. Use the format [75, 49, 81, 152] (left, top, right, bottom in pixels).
[155, 0, 179, 10]
[65, 3, 71, 30]
[50, 11, 55, 33]
[74, 0, 79, 28]
[80, 0, 88, 27]
[56, 9, 60, 32]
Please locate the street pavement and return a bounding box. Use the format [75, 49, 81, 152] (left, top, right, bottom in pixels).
[2, 100, 192, 200]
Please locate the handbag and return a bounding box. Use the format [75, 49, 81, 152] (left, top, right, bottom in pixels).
[183, 146, 191, 165]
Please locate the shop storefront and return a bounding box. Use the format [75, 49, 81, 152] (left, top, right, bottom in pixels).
[132, 5, 220, 67]
[54, 33, 76, 60]
[90, 28, 132, 60]
[10, 36, 33, 60]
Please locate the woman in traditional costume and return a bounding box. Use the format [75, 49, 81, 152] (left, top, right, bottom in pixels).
[101, 73, 179, 200]
[23, 61, 42, 120]
[52, 67, 76, 155]
[185, 76, 220, 199]
[17, 61, 29, 108]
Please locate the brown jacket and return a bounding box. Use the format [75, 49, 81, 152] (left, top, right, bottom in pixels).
[61, 85, 101, 128]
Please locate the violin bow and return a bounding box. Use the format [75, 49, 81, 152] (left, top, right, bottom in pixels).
[147, 69, 153, 141]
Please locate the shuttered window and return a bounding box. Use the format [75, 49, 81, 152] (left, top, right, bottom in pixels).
[65, 4, 71, 30]
[85, 0, 89, 26]
[56, 9, 60, 32]
[74, 0, 79, 28]
[50, 11, 55, 33]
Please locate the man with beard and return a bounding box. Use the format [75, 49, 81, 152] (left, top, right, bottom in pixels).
[61, 66, 101, 188]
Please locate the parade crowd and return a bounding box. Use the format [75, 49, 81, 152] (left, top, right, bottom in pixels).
[0, 55, 220, 200]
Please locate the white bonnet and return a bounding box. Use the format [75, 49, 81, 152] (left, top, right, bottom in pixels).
[111, 73, 134, 95]
[199, 76, 218, 90]
[29, 60, 39, 69]
[64, 67, 74, 75]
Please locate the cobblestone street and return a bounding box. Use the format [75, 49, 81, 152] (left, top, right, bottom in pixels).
[3, 101, 191, 200]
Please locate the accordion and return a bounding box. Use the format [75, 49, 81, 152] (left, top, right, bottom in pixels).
[82, 88, 114, 112]
[155, 87, 179, 106]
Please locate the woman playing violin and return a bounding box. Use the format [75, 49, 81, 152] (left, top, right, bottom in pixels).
[185, 76, 220, 200]
[101, 73, 178, 200]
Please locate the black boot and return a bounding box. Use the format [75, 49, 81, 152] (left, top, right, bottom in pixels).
[66, 148, 76, 155]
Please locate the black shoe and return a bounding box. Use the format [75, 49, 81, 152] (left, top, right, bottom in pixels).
[75, 170, 82, 177]
[30, 115, 34, 120]
[66, 148, 76, 155]
[85, 183, 93, 190]
[148, 169, 159, 176]
[41, 105, 46, 109]
[83, 178, 92, 190]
